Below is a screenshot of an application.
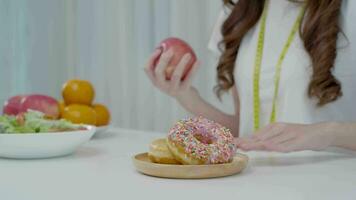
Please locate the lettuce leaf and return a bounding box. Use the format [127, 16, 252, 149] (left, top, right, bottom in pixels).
[0, 110, 82, 134]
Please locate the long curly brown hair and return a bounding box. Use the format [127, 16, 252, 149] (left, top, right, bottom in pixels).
[216, 0, 343, 106]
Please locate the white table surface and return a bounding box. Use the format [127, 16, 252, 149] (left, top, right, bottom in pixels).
[1, 128, 356, 200]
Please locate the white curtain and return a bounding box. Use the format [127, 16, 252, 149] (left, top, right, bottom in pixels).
[0, 0, 234, 132]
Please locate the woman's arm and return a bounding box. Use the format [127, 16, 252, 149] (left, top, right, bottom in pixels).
[145, 49, 240, 136]
[330, 122, 356, 151]
[176, 86, 240, 136]
[235, 122, 356, 152]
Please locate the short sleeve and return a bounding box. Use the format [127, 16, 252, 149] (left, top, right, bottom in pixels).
[208, 7, 231, 56]
[334, 0, 356, 76]
[340, 0, 356, 46]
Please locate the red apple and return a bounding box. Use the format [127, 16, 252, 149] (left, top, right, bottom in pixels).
[154, 37, 197, 80]
[19, 94, 60, 119]
[2, 95, 26, 115]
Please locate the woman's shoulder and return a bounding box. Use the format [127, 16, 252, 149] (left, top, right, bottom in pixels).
[207, 3, 233, 55]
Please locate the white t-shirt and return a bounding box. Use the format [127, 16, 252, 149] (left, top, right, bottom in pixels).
[209, 0, 356, 137]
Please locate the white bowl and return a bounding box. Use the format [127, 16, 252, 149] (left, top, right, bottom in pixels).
[0, 125, 96, 159]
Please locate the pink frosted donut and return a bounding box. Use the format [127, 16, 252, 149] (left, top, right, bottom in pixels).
[166, 116, 236, 165]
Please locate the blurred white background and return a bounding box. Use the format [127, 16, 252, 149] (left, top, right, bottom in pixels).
[0, 0, 233, 132]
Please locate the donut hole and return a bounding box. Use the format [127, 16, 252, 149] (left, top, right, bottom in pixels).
[194, 133, 215, 145]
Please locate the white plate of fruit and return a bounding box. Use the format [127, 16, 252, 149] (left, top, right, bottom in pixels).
[3, 79, 111, 132]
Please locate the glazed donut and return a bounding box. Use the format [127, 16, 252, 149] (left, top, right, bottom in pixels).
[148, 138, 180, 164]
[167, 116, 236, 165]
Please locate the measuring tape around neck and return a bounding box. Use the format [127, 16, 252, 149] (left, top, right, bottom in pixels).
[253, 0, 306, 131]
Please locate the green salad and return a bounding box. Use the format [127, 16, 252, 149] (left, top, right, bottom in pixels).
[0, 110, 84, 134]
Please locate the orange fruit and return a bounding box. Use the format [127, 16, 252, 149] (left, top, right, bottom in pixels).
[62, 79, 95, 105]
[58, 100, 66, 117]
[92, 103, 111, 126]
[62, 104, 97, 125]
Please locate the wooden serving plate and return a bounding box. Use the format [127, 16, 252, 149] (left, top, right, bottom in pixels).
[133, 152, 248, 179]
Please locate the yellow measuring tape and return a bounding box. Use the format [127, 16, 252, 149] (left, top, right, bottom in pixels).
[253, 0, 306, 131]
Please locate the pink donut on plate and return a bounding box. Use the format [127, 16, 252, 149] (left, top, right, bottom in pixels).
[166, 116, 236, 165]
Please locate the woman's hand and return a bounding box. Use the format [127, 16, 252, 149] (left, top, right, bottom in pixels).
[235, 122, 337, 153]
[144, 47, 240, 136]
[144, 48, 199, 98]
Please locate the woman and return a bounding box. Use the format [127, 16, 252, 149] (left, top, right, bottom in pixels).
[145, 0, 356, 153]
